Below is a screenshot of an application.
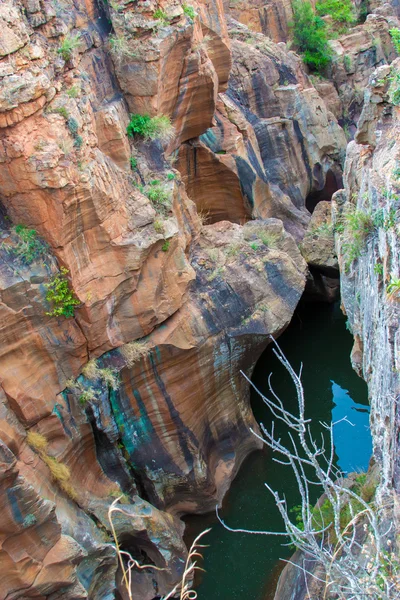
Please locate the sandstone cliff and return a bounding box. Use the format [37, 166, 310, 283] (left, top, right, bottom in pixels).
[0, 0, 337, 597]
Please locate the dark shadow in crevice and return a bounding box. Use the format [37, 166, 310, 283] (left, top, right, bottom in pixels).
[306, 167, 342, 213]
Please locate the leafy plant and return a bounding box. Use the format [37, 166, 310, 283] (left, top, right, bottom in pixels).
[82, 359, 120, 389]
[343, 54, 352, 71]
[109, 35, 137, 59]
[392, 165, 400, 180]
[388, 69, 400, 106]
[153, 219, 165, 233]
[127, 114, 174, 143]
[257, 230, 279, 248]
[58, 33, 80, 61]
[340, 207, 374, 270]
[291, 0, 332, 72]
[51, 106, 69, 119]
[74, 135, 83, 149]
[78, 389, 97, 405]
[166, 172, 175, 180]
[153, 7, 169, 23]
[374, 262, 383, 276]
[249, 241, 261, 251]
[67, 117, 79, 136]
[161, 240, 170, 252]
[45, 267, 80, 318]
[316, 0, 355, 24]
[182, 3, 196, 19]
[146, 183, 171, 210]
[4, 225, 48, 265]
[390, 28, 400, 54]
[130, 156, 137, 170]
[387, 277, 400, 301]
[66, 85, 80, 98]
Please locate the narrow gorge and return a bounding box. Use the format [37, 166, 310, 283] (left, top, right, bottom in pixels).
[0, 0, 399, 599]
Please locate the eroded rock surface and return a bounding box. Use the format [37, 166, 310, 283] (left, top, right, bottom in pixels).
[0, 0, 314, 597]
[177, 23, 346, 241]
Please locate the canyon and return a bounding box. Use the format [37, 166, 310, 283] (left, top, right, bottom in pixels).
[0, 0, 399, 599]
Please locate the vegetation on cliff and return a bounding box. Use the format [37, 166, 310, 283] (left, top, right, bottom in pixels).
[291, 0, 332, 71]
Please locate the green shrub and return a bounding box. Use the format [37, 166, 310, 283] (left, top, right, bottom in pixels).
[146, 183, 171, 209]
[130, 156, 137, 170]
[109, 35, 137, 59]
[67, 117, 79, 136]
[388, 69, 400, 105]
[374, 262, 383, 276]
[66, 85, 80, 98]
[153, 219, 165, 233]
[78, 388, 97, 405]
[390, 28, 400, 54]
[58, 33, 80, 61]
[167, 172, 175, 180]
[340, 207, 374, 270]
[153, 8, 169, 22]
[343, 54, 352, 71]
[316, 0, 355, 24]
[387, 277, 400, 301]
[52, 106, 69, 119]
[74, 135, 83, 149]
[161, 240, 170, 252]
[5, 225, 48, 265]
[127, 113, 174, 143]
[45, 267, 80, 318]
[183, 4, 196, 20]
[291, 0, 332, 72]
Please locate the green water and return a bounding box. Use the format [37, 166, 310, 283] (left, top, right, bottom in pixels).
[184, 302, 371, 600]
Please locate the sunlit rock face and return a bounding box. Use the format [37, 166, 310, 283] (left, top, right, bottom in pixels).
[0, 0, 346, 597]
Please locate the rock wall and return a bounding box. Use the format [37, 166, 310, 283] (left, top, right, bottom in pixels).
[177, 22, 346, 242]
[0, 0, 323, 597]
[274, 52, 400, 600]
[334, 60, 400, 492]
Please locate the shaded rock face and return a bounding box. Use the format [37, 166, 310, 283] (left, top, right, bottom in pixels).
[274, 56, 400, 600]
[0, 0, 313, 597]
[334, 60, 400, 492]
[177, 25, 346, 241]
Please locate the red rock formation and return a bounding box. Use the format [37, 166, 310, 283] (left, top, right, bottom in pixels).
[0, 0, 345, 597]
[177, 26, 346, 241]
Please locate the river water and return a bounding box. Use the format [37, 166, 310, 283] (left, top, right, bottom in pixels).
[184, 301, 372, 600]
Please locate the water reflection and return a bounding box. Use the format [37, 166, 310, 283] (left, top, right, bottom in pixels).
[184, 303, 372, 600]
[332, 381, 372, 473]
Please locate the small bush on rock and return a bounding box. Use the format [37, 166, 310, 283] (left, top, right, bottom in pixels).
[127, 114, 174, 143]
[45, 267, 80, 318]
[291, 0, 332, 72]
[316, 0, 355, 24]
[3, 225, 48, 265]
[58, 33, 80, 61]
[390, 28, 400, 54]
[153, 8, 169, 23]
[120, 340, 151, 366]
[183, 3, 196, 20]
